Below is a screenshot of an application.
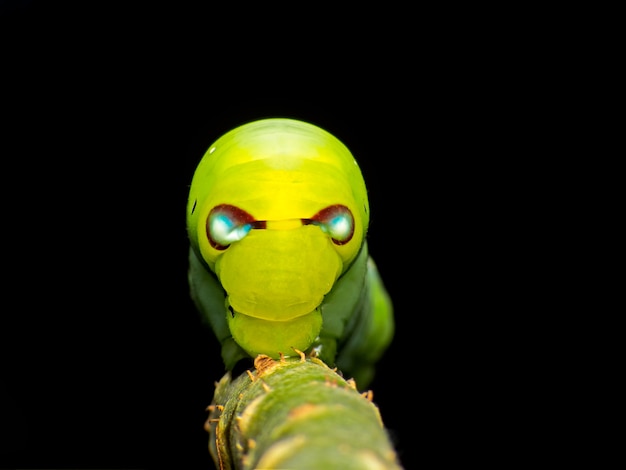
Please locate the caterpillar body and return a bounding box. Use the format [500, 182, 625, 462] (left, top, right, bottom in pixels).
[187, 118, 393, 388]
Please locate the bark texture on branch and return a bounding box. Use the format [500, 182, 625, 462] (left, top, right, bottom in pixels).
[205, 353, 403, 469]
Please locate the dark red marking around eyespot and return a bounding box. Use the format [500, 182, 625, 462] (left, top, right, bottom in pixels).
[309, 204, 355, 245]
[206, 204, 258, 250]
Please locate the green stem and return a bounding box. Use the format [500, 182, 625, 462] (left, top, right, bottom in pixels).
[205, 353, 403, 469]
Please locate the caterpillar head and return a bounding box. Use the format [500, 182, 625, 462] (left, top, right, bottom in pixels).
[187, 118, 369, 358]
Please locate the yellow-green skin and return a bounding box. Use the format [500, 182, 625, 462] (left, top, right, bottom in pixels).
[187, 118, 393, 387]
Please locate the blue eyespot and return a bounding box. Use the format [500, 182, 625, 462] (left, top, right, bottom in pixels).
[309, 205, 354, 245]
[207, 204, 354, 248]
[207, 204, 255, 250]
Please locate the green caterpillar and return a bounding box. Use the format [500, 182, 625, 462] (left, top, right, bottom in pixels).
[187, 118, 394, 388]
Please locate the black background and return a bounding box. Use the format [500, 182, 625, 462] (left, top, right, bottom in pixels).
[1, 1, 539, 469]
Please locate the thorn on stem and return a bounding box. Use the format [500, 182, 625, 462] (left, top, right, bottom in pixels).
[254, 354, 276, 375]
[291, 347, 306, 362]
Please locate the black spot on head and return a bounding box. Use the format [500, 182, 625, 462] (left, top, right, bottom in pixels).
[191, 199, 197, 214]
